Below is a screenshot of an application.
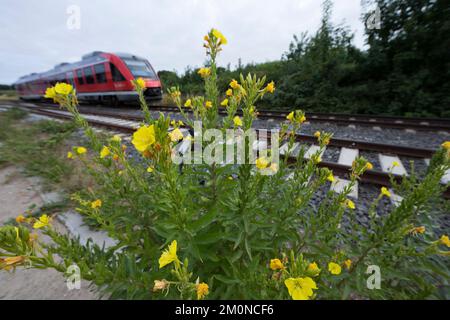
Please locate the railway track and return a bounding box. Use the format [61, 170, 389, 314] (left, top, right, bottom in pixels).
[8, 100, 450, 132]
[3, 102, 449, 200]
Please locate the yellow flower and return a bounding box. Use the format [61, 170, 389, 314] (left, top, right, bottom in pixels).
[440, 235, 450, 247]
[233, 116, 243, 127]
[112, 135, 122, 142]
[345, 199, 355, 210]
[196, 282, 209, 300]
[100, 146, 110, 159]
[132, 125, 156, 152]
[441, 141, 450, 150]
[366, 162, 373, 170]
[265, 81, 275, 93]
[44, 87, 56, 99]
[270, 258, 284, 270]
[226, 88, 233, 96]
[286, 112, 294, 121]
[15, 215, 26, 224]
[284, 277, 317, 300]
[327, 173, 334, 182]
[392, 161, 399, 167]
[205, 100, 213, 108]
[91, 199, 102, 209]
[307, 262, 321, 275]
[76, 147, 87, 155]
[153, 279, 169, 292]
[344, 259, 352, 270]
[314, 131, 321, 138]
[212, 28, 227, 45]
[328, 262, 342, 275]
[54, 82, 73, 95]
[184, 99, 192, 108]
[256, 157, 269, 170]
[1, 256, 24, 270]
[169, 128, 184, 142]
[147, 166, 154, 173]
[220, 98, 228, 107]
[197, 67, 211, 78]
[230, 79, 240, 89]
[135, 77, 146, 89]
[67, 151, 73, 159]
[381, 187, 391, 198]
[170, 90, 181, 99]
[159, 240, 178, 268]
[410, 226, 426, 235]
[299, 115, 306, 123]
[33, 214, 50, 229]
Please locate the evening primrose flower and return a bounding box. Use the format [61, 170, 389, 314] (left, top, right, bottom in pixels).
[286, 112, 294, 122]
[226, 88, 233, 96]
[159, 240, 179, 268]
[366, 162, 373, 170]
[91, 199, 102, 209]
[212, 28, 227, 45]
[307, 262, 321, 276]
[410, 226, 426, 235]
[230, 79, 240, 89]
[76, 147, 87, 155]
[33, 214, 50, 229]
[112, 135, 122, 142]
[265, 81, 275, 93]
[147, 166, 154, 173]
[284, 277, 317, 300]
[196, 283, 209, 300]
[100, 146, 110, 158]
[270, 258, 284, 270]
[344, 259, 352, 270]
[233, 116, 242, 127]
[345, 199, 355, 210]
[328, 262, 342, 275]
[381, 187, 391, 198]
[440, 235, 450, 247]
[256, 157, 269, 170]
[327, 173, 334, 182]
[135, 77, 146, 89]
[220, 98, 228, 107]
[15, 215, 26, 224]
[153, 279, 169, 292]
[44, 87, 56, 100]
[169, 128, 184, 142]
[392, 161, 399, 167]
[314, 131, 321, 138]
[184, 99, 192, 108]
[197, 67, 211, 78]
[442, 141, 450, 149]
[54, 82, 73, 95]
[132, 125, 156, 152]
[67, 151, 73, 159]
[205, 100, 213, 108]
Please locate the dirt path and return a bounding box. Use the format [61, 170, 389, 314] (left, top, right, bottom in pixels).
[0, 166, 98, 300]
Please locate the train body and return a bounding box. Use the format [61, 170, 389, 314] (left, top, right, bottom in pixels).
[14, 51, 162, 103]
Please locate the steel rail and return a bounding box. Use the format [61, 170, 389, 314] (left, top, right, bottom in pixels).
[17, 105, 450, 199]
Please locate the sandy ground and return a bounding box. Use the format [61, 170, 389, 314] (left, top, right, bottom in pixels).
[0, 166, 98, 300]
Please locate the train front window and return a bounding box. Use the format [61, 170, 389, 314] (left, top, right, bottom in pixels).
[83, 66, 95, 84]
[123, 59, 157, 79]
[110, 63, 126, 82]
[94, 64, 107, 83]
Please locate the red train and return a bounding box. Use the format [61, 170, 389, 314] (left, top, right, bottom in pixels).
[14, 51, 162, 104]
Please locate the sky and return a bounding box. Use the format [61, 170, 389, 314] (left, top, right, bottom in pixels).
[0, 0, 368, 84]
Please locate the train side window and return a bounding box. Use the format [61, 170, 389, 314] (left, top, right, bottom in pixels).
[77, 70, 84, 85]
[84, 67, 95, 84]
[94, 64, 107, 83]
[110, 63, 126, 82]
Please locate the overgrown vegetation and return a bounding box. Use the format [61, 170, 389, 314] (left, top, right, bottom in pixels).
[0, 108, 78, 190]
[159, 0, 450, 117]
[0, 29, 449, 300]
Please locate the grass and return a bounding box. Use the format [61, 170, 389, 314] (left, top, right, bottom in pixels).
[0, 89, 18, 100]
[0, 107, 90, 192]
